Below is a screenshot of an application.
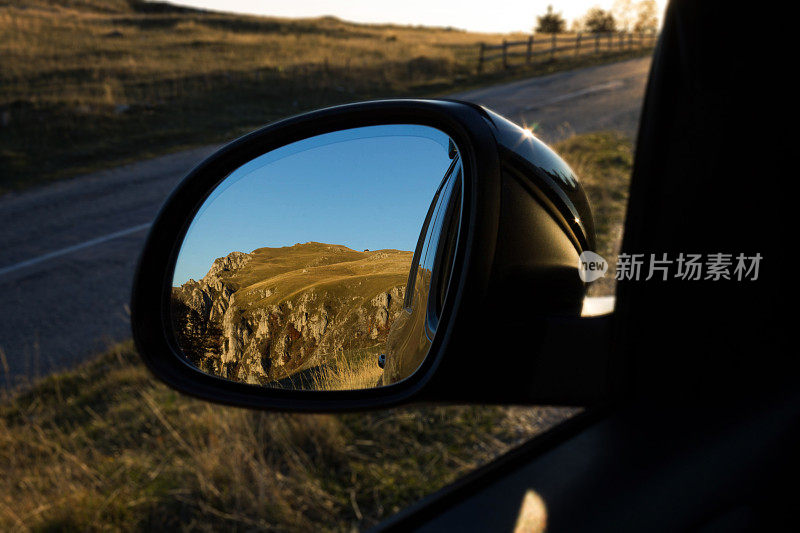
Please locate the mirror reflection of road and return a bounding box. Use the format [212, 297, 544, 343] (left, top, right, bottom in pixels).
[0, 57, 651, 386]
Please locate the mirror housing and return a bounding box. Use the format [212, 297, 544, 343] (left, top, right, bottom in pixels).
[131, 99, 608, 411]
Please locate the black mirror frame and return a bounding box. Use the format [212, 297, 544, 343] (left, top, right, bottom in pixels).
[131, 99, 505, 412]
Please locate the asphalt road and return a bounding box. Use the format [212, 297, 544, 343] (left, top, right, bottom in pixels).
[0, 57, 651, 386]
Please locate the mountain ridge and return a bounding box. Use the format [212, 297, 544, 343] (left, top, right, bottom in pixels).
[171, 242, 412, 384]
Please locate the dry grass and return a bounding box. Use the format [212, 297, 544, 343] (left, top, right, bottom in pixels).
[0, 341, 574, 531]
[309, 346, 384, 391]
[0, 4, 511, 108]
[0, 0, 651, 193]
[0, 0, 510, 192]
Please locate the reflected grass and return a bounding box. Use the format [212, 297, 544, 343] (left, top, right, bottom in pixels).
[310, 345, 384, 391]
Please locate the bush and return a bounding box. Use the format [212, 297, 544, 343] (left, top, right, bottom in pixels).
[584, 8, 617, 33]
[535, 5, 566, 34]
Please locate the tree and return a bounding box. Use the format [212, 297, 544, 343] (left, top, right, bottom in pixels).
[634, 0, 659, 32]
[584, 7, 617, 33]
[612, 0, 635, 32]
[536, 5, 566, 34]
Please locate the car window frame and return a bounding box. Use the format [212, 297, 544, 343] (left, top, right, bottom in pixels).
[403, 154, 461, 310]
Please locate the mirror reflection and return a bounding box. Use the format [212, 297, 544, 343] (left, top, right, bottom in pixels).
[170, 125, 461, 391]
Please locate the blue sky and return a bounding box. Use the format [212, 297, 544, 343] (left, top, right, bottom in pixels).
[173, 125, 454, 285]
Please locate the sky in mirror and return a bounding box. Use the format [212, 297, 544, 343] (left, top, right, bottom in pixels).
[173, 125, 454, 284]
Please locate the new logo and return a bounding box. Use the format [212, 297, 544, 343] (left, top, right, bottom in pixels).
[578, 251, 608, 282]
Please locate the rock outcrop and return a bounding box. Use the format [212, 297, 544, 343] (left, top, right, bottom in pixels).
[171, 244, 410, 384]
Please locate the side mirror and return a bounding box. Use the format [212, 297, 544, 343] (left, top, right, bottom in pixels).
[131, 99, 608, 411]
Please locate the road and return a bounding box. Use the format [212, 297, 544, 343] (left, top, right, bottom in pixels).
[0, 57, 651, 386]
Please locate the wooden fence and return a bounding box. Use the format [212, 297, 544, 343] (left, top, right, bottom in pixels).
[477, 31, 657, 74]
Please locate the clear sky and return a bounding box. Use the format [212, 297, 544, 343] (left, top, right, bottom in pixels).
[164, 0, 665, 33]
[173, 125, 454, 285]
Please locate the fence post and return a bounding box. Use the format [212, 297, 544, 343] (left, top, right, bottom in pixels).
[608, 32, 612, 51]
[550, 33, 556, 60]
[526, 35, 533, 64]
[502, 39, 508, 69]
[595, 33, 600, 53]
[575, 32, 582, 56]
[477, 42, 485, 74]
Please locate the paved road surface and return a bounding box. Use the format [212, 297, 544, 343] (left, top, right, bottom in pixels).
[0, 57, 651, 386]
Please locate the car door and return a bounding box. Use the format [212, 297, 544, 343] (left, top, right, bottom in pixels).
[374, 0, 796, 530]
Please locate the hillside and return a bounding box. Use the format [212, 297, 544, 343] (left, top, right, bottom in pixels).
[0, 0, 511, 192]
[0, 0, 652, 194]
[172, 242, 412, 386]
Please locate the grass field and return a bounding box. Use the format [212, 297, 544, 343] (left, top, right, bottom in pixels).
[0, 0, 652, 194]
[0, 342, 576, 531]
[0, 131, 632, 531]
[287, 345, 386, 391]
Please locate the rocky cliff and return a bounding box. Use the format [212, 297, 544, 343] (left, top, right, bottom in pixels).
[171, 242, 411, 384]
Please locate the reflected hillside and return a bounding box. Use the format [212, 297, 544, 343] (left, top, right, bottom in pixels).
[171, 242, 412, 386]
